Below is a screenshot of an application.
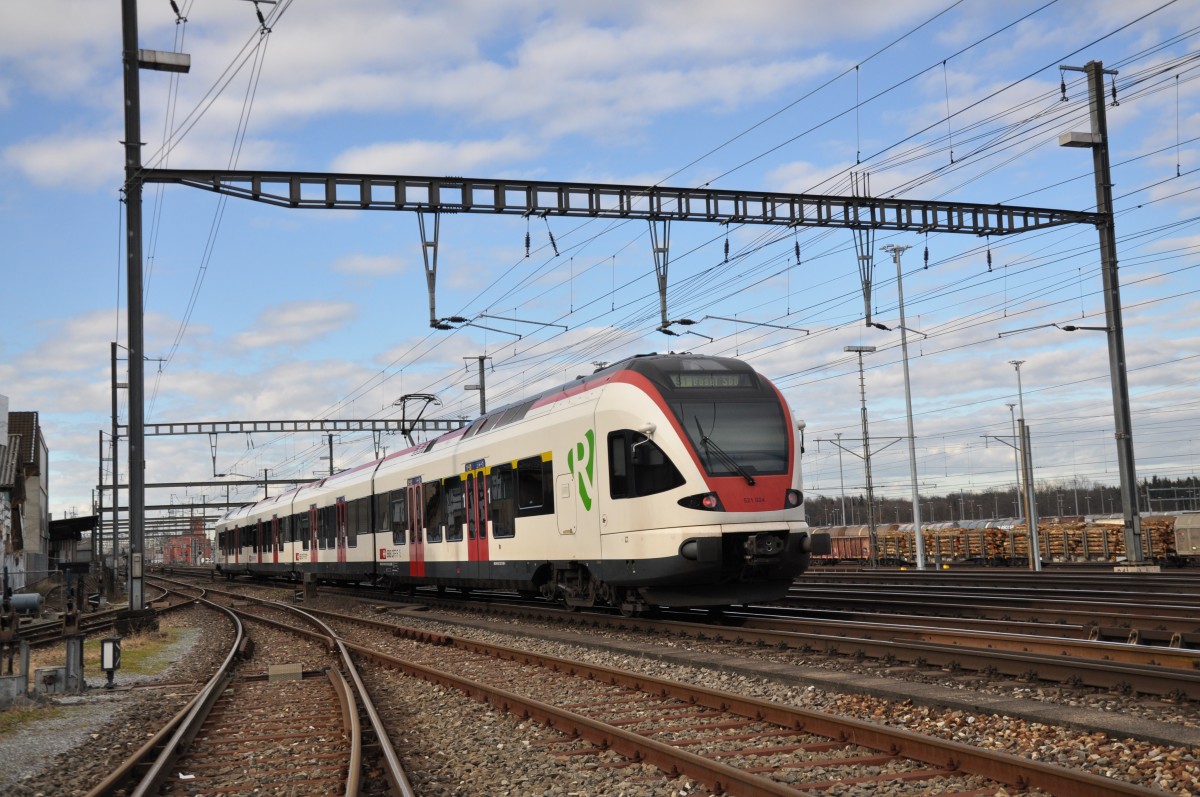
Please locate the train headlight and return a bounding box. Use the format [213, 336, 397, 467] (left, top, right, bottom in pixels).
[785, 489, 803, 508]
[677, 492, 724, 511]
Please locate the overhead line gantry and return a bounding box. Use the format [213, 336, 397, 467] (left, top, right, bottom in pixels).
[142, 168, 1096, 234]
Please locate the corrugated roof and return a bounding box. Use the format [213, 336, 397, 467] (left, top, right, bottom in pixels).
[0, 434, 18, 488]
[7, 412, 38, 468]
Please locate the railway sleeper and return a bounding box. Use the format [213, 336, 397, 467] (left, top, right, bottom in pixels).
[1092, 625, 1195, 648]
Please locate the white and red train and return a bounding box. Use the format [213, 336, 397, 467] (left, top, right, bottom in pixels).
[214, 354, 826, 614]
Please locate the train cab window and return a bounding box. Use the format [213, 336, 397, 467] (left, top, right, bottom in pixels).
[425, 480, 445, 543]
[489, 464, 516, 538]
[516, 456, 554, 517]
[445, 476, 465, 542]
[390, 490, 408, 545]
[609, 430, 686, 499]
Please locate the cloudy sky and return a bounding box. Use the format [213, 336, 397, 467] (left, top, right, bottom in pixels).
[2, 0, 1198, 523]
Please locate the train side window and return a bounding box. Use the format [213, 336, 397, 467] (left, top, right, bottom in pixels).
[374, 492, 390, 535]
[298, 513, 310, 550]
[348, 497, 367, 548]
[319, 504, 333, 547]
[489, 464, 516, 537]
[425, 480, 445, 543]
[279, 516, 290, 547]
[608, 430, 685, 499]
[445, 476, 464, 542]
[516, 456, 554, 517]
[327, 506, 339, 548]
[390, 490, 408, 545]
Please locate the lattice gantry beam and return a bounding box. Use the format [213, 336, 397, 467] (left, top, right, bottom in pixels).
[143, 169, 1099, 236]
[117, 418, 469, 436]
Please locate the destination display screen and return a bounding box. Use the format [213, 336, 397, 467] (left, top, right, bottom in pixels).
[668, 372, 753, 389]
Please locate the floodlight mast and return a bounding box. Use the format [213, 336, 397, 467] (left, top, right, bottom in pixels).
[880, 243, 925, 570]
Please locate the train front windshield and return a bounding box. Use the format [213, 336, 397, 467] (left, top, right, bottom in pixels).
[672, 398, 788, 476]
[632, 357, 791, 478]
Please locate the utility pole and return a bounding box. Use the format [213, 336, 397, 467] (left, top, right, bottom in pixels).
[464, 355, 491, 415]
[835, 432, 847, 525]
[845, 345, 878, 566]
[120, 0, 188, 623]
[1010, 360, 1042, 572]
[1006, 403, 1022, 522]
[121, 0, 146, 615]
[1059, 60, 1144, 564]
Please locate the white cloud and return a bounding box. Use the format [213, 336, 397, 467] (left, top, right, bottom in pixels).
[3, 132, 123, 190]
[231, 301, 357, 349]
[330, 137, 539, 175]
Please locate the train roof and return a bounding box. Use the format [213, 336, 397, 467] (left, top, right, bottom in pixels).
[217, 353, 771, 524]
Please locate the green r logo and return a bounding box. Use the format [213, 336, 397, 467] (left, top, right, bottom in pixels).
[567, 429, 595, 511]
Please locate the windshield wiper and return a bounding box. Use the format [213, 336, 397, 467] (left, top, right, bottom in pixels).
[694, 418, 756, 485]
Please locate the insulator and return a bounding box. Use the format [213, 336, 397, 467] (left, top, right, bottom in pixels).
[923, 245, 929, 270]
[1110, 76, 1119, 107]
[987, 248, 992, 273]
[795, 241, 801, 265]
[548, 230, 559, 256]
[524, 231, 530, 257]
[1060, 74, 1067, 102]
[724, 237, 729, 263]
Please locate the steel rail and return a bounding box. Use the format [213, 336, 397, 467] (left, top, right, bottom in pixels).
[803, 570, 1200, 596]
[222, 597, 416, 796]
[335, 622, 1164, 796]
[85, 588, 243, 797]
[386, 593, 1200, 698]
[785, 586, 1200, 624]
[162, 579, 1172, 794]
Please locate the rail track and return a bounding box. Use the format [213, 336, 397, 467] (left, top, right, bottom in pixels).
[158, 567, 1200, 696]
[162, 576, 1172, 796]
[87, 580, 413, 797]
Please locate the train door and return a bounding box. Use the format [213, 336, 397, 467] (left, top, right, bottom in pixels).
[271, 516, 280, 565]
[336, 498, 348, 564]
[309, 505, 319, 565]
[466, 467, 490, 577]
[233, 526, 240, 565]
[407, 478, 424, 577]
[556, 474, 577, 536]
